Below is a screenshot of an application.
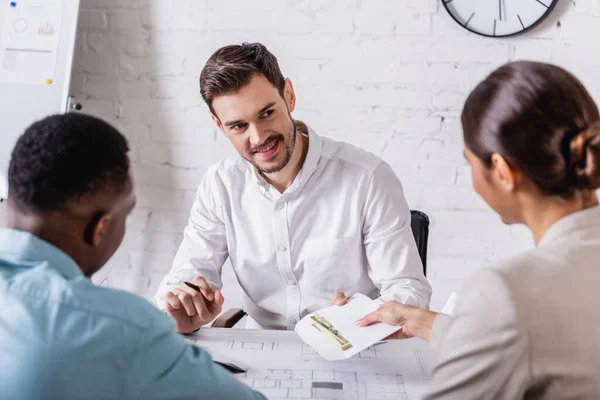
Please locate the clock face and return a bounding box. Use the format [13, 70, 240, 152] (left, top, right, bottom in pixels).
[442, 0, 558, 38]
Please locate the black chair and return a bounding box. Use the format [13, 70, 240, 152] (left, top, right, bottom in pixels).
[410, 210, 430, 276]
[211, 209, 431, 328]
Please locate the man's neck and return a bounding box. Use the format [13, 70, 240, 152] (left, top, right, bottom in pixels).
[8, 204, 87, 273]
[263, 124, 309, 194]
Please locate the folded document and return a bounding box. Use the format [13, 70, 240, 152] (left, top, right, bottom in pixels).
[294, 293, 401, 361]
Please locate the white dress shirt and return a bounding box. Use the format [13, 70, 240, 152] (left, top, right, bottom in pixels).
[155, 123, 431, 329]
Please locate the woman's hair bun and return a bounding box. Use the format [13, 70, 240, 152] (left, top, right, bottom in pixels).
[570, 121, 600, 190]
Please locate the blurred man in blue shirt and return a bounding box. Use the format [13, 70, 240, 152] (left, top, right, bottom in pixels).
[0, 113, 265, 400]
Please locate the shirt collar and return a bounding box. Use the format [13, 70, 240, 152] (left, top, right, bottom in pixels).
[252, 120, 323, 194]
[0, 229, 83, 279]
[538, 205, 600, 247]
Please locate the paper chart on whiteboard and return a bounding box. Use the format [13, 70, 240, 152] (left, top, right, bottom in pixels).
[0, 1, 63, 84]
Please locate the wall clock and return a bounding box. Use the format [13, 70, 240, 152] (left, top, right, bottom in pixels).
[442, 0, 559, 38]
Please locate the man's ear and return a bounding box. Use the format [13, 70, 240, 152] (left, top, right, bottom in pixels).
[84, 212, 111, 247]
[283, 78, 296, 113]
[210, 112, 225, 135]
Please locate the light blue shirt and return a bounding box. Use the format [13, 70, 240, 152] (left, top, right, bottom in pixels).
[0, 229, 266, 400]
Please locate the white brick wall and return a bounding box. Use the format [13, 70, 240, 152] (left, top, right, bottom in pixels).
[75, 0, 595, 311]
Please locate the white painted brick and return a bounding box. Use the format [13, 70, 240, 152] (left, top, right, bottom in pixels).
[429, 236, 495, 260]
[129, 251, 177, 275]
[326, 131, 390, 156]
[362, 86, 433, 109]
[320, 58, 397, 84]
[417, 165, 457, 185]
[552, 42, 600, 69]
[277, 36, 349, 60]
[395, 112, 442, 136]
[134, 186, 191, 211]
[147, 211, 191, 233]
[79, 50, 118, 75]
[150, 31, 201, 56]
[390, 164, 456, 187]
[122, 35, 153, 58]
[116, 121, 151, 142]
[120, 54, 185, 78]
[455, 165, 472, 186]
[359, 0, 437, 14]
[118, 98, 182, 124]
[423, 138, 466, 165]
[572, 1, 600, 16]
[150, 76, 198, 101]
[287, 0, 356, 12]
[433, 90, 466, 113]
[431, 210, 507, 242]
[127, 142, 139, 163]
[87, 76, 150, 100]
[393, 63, 430, 87]
[119, 230, 146, 252]
[318, 106, 395, 134]
[201, 11, 275, 34]
[143, 232, 181, 253]
[429, 40, 511, 63]
[69, 73, 86, 97]
[314, 13, 354, 35]
[355, 13, 431, 36]
[512, 38, 554, 61]
[139, 143, 223, 169]
[132, 164, 203, 190]
[277, 14, 315, 35]
[82, 0, 148, 10]
[77, 99, 116, 123]
[419, 186, 487, 211]
[427, 64, 477, 89]
[128, 207, 151, 231]
[381, 137, 429, 165]
[559, 11, 600, 42]
[108, 10, 146, 33]
[79, 10, 108, 30]
[440, 116, 464, 141]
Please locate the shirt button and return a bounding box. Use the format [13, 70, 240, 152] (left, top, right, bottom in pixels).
[290, 318, 297, 325]
[287, 280, 295, 286]
[279, 245, 287, 252]
[276, 203, 284, 210]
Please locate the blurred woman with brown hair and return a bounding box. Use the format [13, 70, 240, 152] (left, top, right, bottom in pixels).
[358, 61, 600, 399]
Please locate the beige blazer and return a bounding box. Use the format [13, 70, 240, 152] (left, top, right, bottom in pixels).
[426, 206, 600, 399]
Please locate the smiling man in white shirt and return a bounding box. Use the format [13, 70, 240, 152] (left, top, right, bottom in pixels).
[154, 42, 431, 332]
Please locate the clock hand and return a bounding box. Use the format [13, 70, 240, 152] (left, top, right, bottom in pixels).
[498, 0, 502, 21]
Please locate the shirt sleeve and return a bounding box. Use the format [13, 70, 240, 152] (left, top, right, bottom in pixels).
[154, 171, 229, 310]
[123, 317, 267, 400]
[362, 161, 432, 309]
[425, 269, 530, 399]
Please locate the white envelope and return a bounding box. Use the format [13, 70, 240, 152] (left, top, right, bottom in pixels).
[294, 293, 400, 361]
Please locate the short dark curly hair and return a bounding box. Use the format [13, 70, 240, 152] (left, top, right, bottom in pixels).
[8, 113, 130, 212]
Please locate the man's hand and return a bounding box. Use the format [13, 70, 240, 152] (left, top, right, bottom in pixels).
[356, 301, 437, 342]
[165, 276, 225, 334]
[330, 292, 349, 306]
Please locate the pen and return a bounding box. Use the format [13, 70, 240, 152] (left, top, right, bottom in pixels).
[214, 360, 246, 374]
[184, 281, 200, 291]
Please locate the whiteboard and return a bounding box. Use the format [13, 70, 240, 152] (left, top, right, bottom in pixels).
[0, 0, 80, 199]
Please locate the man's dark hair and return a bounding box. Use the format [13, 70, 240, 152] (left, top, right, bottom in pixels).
[199, 42, 286, 114]
[8, 113, 130, 212]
